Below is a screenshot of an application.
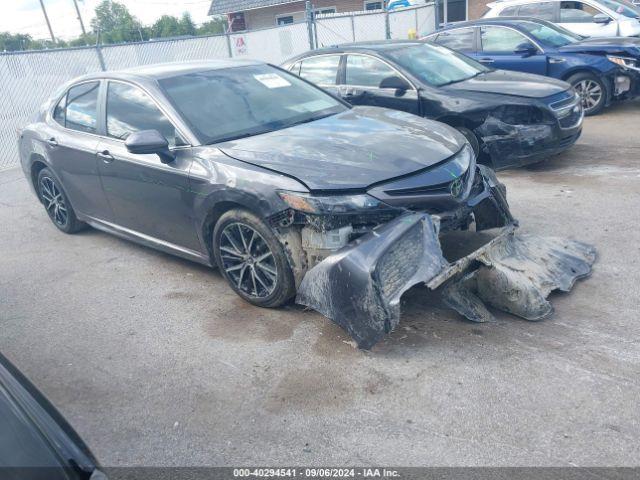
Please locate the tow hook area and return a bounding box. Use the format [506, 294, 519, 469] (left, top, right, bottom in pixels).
[296, 212, 596, 350]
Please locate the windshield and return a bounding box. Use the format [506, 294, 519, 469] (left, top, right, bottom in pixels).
[386, 43, 489, 87]
[597, 0, 640, 18]
[517, 21, 582, 47]
[159, 64, 347, 144]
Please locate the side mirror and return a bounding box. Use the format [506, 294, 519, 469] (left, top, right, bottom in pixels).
[379, 75, 411, 92]
[593, 13, 611, 24]
[125, 129, 175, 164]
[514, 42, 537, 57]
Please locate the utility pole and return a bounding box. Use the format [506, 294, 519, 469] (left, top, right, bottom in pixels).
[72, 0, 87, 36]
[39, 0, 56, 43]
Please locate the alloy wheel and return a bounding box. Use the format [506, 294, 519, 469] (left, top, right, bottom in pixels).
[575, 79, 602, 112]
[40, 176, 68, 227]
[219, 222, 278, 298]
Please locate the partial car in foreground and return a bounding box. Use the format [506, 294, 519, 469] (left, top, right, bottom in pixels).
[483, 0, 640, 37]
[19, 60, 595, 348]
[0, 352, 105, 480]
[425, 17, 640, 115]
[282, 41, 583, 170]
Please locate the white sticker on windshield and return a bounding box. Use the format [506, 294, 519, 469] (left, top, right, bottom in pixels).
[254, 73, 291, 89]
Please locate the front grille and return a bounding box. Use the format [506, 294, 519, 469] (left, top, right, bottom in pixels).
[556, 132, 581, 149]
[375, 222, 422, 298]
[547, 90, 582, 129]
[384, 167, 471, 198]
[559, 107, 583, 129]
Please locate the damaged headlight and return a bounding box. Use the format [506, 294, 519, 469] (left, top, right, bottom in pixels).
[607, 55, 640, 72]
[278, 191, 391, 214]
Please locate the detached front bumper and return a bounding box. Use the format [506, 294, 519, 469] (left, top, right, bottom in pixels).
[296, 210, 595, 350]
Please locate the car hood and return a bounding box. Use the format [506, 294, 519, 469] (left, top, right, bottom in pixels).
[558, 37, 640, 56]
[444, 70, 569, 98]
[217, 107, 464, 191]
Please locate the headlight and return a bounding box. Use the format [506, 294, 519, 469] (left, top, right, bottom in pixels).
[278, 191, 391, 214]
[607, 55, 640, 72]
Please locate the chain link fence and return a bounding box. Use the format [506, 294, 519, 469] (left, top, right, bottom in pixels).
[0, 2, 435, 171]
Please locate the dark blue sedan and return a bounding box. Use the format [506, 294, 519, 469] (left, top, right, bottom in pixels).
[424, 17, 640, 115]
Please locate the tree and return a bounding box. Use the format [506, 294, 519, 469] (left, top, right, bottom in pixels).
[179, 12, 197, 36]
[151, 15, 181, 38]
[196, 17, 227, 36]
[0, 32, 35, 51]
[90, 0, 144, 44]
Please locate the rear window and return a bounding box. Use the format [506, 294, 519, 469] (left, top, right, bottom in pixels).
[433, 28, 476, 51]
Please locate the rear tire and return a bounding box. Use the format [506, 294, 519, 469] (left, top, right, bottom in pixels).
[212, 209, 296, 308]
[568, 72, 606, 116]
[37, 168, 86, 234]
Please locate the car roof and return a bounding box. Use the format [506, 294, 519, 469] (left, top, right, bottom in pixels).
[74, 59, 265, 83]
[285, 40, 424, 63]
[433, 16, 559, 32]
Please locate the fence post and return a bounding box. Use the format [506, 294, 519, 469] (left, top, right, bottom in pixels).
[95, 30, 106, 71]
[305, 1, 315, 50]
[351, 14, 356, 42]
[384, 10, 391, 40]
[225, 33, 233, 58]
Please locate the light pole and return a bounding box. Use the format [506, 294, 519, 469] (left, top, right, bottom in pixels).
[39, 0, 56, 43]
[72, 0, 87, 37]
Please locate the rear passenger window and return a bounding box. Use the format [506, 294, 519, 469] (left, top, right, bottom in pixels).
[63, 82, 100, 134]
[518, 2, 556, 20]
[53, 94, 66, 126]
[298, 55, 341, 85]
[433, 28, 476, 52]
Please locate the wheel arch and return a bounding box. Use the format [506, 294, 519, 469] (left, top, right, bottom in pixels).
[29, 154, 48, 193]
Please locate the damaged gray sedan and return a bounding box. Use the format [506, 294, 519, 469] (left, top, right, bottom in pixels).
[19, 60, 595, 349]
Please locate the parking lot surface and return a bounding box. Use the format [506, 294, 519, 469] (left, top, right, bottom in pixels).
[1, 100, 639, 467]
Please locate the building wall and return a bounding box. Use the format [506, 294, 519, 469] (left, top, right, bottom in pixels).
[243, 0, 371, 30]
[467, 0, 488, 19]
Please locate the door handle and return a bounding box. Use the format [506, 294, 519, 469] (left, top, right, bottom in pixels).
[479, 58, 495, 64]
[97, 150, 114, 163]
[46, 137, 58, 147]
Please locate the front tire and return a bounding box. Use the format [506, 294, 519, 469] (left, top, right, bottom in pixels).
[212, 209, 296, 308]
[37, 168, 85, 233]
[568, 72, 606, 116]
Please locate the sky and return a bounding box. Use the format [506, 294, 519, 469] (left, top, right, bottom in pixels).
[3, 0, 215, 41]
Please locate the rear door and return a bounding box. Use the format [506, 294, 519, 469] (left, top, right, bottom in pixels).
[45, 80, 114, 221]
[96, 80, 201, 251]
[479, 25, 548, 75]
[341, 54, 420, 115]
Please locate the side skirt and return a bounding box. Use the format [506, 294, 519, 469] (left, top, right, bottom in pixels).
[79, 215, 213, 267]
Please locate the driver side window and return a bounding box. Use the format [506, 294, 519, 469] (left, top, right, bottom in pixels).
[345, 55, 397, 88]
[560, 1, 604, 22]
[106, 81, 181, 146]
[480, 26, 530, 53]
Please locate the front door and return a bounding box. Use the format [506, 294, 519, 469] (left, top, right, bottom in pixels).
[341, 54, 420, 115]
[478, 26, 548, 76]
[558, 1, 618, 36]
[96, 81, 200, 251]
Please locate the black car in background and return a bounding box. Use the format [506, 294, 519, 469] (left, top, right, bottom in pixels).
[0, 352, 104, 480]
[282, 41, 584, 170]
